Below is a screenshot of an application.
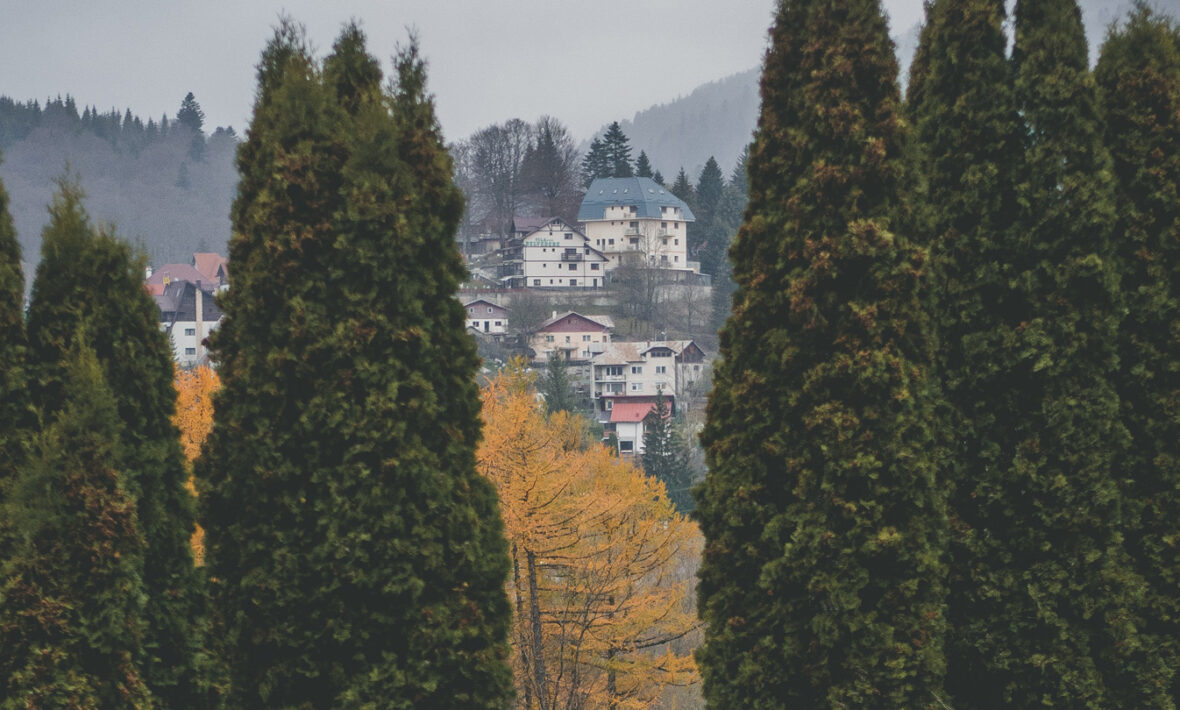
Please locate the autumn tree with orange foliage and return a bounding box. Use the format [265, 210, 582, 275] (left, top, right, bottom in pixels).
[172, 365, 219, 565]
[478, 363, 700, 709]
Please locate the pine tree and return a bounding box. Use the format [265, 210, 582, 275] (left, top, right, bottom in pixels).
[652, 169, 665, 186]
[1096, 5, 1180, 703]
[0, 346, 152, 709]
[199, 24, 512, 707]
[0, 169, 30, 562]
[635, 150, 653, 178]
[25, 179, 204, 708]
[669, 167, 693, 205]
[602, 121, 633, 177]
[176, 91, 205, 134]
[695, 0, 947, 706]
[640, 391, 692, 513]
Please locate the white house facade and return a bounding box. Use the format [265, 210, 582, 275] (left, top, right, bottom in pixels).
[520, 218, 609, 289]
[464, 298, 508, 335]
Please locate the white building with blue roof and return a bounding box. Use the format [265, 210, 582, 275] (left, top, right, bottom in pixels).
[578, 177, 696, 273]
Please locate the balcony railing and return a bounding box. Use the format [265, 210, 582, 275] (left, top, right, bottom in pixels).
[560, 252, 583, 262]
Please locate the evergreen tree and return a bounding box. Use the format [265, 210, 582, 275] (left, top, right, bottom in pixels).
[602, 120, 633, 177]
[1096, 5, 1180, 702]
[669, 167, 693, 205]
[695, 156, 724, 226]
[0, 346, 151, 709]
[905, 0, 1024, 703]
[581, 137, 610, 187]
[199, 24, 512, 707]
[0, 169, 30, 562]
[652, 169, 665, 186]
[25, 179, 204, 708]
[176, 91, 205, 134]
[696, 0, 947, 706]
[640, 391, 692, 513]
[635, 150, 653, 177]
[539, 350, 577, 415]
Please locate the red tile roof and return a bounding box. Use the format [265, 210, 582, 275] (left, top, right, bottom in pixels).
[538, 312, 611, 333]
[192, 252, 228, 282]
[147, 264, 207, 288]
[610, 401, 658, 423]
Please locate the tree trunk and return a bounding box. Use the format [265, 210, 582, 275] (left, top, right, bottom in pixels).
[527, 549, 549, 710]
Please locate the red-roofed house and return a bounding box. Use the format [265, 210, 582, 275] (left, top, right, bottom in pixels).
[601, 395, 675, 456]
[192, 252, 229, 287]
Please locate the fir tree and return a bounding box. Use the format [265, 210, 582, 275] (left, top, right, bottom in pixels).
[652, 169, 665, 186]
[602, 120, 633, 177]
[25, 179, 204, 708]
[696, 0, 947, 706]
[0, 346, 151, 709]
[640, 391, 692, 513]
[199, 24, 512, 708]
[176, 91, 205, 134]
[669, 167, 693, 205]
[1096, 5, 1180, 703]
[635, 150, 653, 177]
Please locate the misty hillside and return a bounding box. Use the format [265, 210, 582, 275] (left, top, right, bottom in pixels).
[0, 96, 237, 268]
[600, 0, 1171, 179]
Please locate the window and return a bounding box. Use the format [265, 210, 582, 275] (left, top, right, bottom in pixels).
[629, 237, 639, 245]
[534, 279, 541, 286]
[609, 239, 615, 245]
[605, 400, 614, 410]
[631, 366, 642, 374]
[565, 233, 573, 239]
[583, 335, 591, 342]
[468, 307, 474, 314]
[675, 256, 679, 262]
[603, 365, 623, 377]
[662, 221, 667, 228]
[568, 263, 576, 271]
[675, 239, 679, 245]
[487, 306, 493, 313]
[629, 221, 638, 228]
[630, 382, 643, 392]
[184, 327, 196, 336]
[674, 222, 679, 228]
[565, 336, 571, 343]
[694, 365, 701, 371]
[655, 366, 667, 374]
[184, 347, 196, 355]
[619, 440, 633, 452]
[569, 279, 577, 286]
[495, 321, 502, 326]
[591, 263, 600, 270]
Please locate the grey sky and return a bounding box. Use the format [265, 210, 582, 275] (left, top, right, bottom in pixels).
[2, 1, 929, 143]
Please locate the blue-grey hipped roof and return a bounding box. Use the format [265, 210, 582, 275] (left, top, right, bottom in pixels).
[578, 177, 696, 222]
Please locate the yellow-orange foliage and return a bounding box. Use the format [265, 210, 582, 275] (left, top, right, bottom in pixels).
[172, 365, 219, 565]
[478, 363, 701, 709]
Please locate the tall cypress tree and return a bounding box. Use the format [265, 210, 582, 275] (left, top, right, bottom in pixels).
[0, 168, 29, 562]
[920, 0, 1141, 705]
[1096, 6, 1180, 703]
[905, 0, 1024, 705]
[200, 24, 512, 707]
[24, 180, 203, 708]
[0, 346, 151, 708]
[695, 0, 947, 706]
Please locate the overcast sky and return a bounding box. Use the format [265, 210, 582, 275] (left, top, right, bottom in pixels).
[2, 1, 930, 143]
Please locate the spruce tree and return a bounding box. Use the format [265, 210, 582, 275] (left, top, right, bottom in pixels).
[199, 24, 512, 707]
[1096, 6, 1180, 702]
[539, 350, 577, 415]
[695, 0, 947, 706]
[25, 180, 204, 708]
[602, 120, 633, 177]
[0, 346, 151, 709]
[641, 392, 692, 513]
[581, 137, 609, 187]
[669, 167, 693, 205]
[635, 149, 653, 178]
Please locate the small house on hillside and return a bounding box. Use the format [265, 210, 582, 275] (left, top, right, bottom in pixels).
[600, 395, 675, 457]
[154, 279, 223, 368]
[590, 339, 707, 403]
[530, 311, 613, 362]
[465, 298, 508, 335]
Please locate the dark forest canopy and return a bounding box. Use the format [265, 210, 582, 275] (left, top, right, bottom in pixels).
[0, 94, 238, 266]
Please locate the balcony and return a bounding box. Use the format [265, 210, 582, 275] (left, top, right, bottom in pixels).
[560, 252, 584, 262]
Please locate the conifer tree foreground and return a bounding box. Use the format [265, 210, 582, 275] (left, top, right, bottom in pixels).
[905, 0, 1025, 705]
[23, 180, 204, 707]
[0, 347, 151, 709]
[0, 169, 29, 560]
[695, 0, 947, 706]
[1097, 6, 1180, 701]
[199, 24, 512, 708]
